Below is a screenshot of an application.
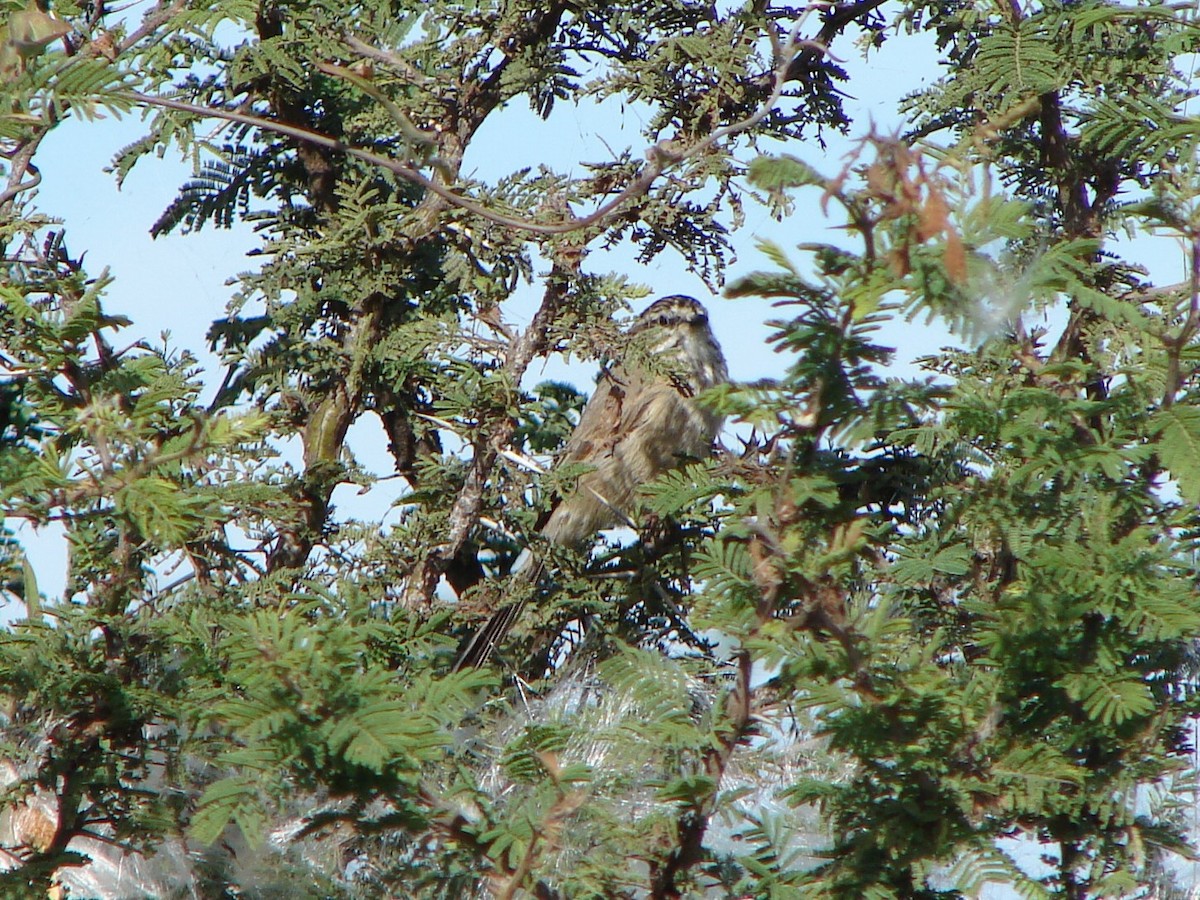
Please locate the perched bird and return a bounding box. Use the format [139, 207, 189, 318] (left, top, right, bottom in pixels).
[453, 294, 728, 670]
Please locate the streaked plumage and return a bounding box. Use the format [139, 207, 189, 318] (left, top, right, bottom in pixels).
[454, 295, 727, 670]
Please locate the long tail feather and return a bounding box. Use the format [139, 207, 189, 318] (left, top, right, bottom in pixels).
[451, 599, 528, 671]
[452, 555, 545, 671]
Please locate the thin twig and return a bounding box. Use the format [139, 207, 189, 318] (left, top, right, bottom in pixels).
[1, 134, 49, 216]
[0, 165, 41, 209]
[344, 34, 435, 86]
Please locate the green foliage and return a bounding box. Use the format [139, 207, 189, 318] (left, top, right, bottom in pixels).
[698, 6, 1200, 895]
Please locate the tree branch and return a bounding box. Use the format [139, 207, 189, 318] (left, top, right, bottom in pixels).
[403, 256, 581, 608]
[122, 9, 818, 239]
[650, 650, 754, 899]
[1161, 236, 1200, 408]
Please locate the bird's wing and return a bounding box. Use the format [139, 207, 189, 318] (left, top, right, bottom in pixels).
[542, 369, 714, 546]
[555, 365, 639, 465]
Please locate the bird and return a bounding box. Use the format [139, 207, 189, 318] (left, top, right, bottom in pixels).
[453, 294, 728, 671]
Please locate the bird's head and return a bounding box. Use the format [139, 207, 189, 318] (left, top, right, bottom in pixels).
[628, 294, 728, 392]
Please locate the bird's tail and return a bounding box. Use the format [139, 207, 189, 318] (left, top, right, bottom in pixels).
[451, 598, 528, 671]
[451, 552, 544, 671]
